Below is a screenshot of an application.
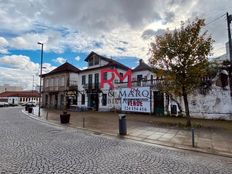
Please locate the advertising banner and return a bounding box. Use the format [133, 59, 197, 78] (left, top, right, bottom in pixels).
[121, 87, 151, 113]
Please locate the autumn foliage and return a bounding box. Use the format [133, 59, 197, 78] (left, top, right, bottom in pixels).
[149, 19, 214, 126]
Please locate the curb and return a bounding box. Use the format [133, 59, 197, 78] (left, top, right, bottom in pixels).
[21, 109, 232, 159]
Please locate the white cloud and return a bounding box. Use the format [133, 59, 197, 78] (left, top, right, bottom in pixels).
[80, 66, 87, 70]
[0, 55, 56, 89]
[0, 37, 8, 46]
[0, 0, 231, 62]
[53, 57, 66, 64]
[0, 36, 9, 54]
[75, 56, 81, 61]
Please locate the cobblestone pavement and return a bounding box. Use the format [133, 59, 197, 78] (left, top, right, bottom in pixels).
[0, 107, 232, 174]
[35, 107, 232, 156]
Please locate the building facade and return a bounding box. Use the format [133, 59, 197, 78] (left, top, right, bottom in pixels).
[0, 91, 40, 105]
[41, 51, 232, 120]
[41, 62, 80, 110]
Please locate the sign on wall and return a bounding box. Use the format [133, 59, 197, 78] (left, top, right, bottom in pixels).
[121, 87, 151, 113]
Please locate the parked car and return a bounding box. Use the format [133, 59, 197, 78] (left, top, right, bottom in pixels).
[0, 102, 9, 107]
[26, 102, 37, 107]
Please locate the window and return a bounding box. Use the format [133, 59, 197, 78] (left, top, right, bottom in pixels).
[137, 75, 143, 81]
[102, 94, 107, 106]
[59, 77, 64, 86]
[50, 78, 53, 87]
[104, 72, 107, 80]
[54, 77, 58, 87]
[88, 74, 93, 88]
[119, 72, 123, 82]
[89, 55, 99, 66]
[82, 75, 86, 85]
[81, 94, 85, 105]
[89, 57, 93, 66]
[45, 79, 49, 87]
[94, 56, 99, 65]
[94, 73, 99, 88]
[137, 74, 143, 86]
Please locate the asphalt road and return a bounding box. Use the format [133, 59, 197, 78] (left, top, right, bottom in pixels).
[0, 107, 231, 174]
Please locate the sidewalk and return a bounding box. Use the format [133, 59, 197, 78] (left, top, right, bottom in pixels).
[30, 107, 232, 157]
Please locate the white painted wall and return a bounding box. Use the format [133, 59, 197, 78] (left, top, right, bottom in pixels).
[171, 85, 232, 120]
[8, 97, 19, 104]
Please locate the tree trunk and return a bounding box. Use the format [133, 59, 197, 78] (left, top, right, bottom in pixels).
[182, 86, 191, 127]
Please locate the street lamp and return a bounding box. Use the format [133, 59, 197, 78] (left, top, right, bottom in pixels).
[37, 42, 44, 117]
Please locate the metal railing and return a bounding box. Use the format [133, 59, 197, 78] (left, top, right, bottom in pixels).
[115, 79, 164, 88]
[83, 83, 100, 90]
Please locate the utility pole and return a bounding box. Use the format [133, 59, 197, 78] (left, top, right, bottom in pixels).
[227, 12, 232, 62]
[38, 42, 44, 117]
[227, 12, 232, 96]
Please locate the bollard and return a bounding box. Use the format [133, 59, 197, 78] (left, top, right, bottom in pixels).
[119, 114, 127, 135]
[46, 112, 48, 120]
[192, 128, 195, 147]
[83, 117, 85, 128]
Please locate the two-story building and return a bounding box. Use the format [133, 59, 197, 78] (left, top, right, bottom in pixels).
[41, 62, 80, 109]
[77, 51, 131, 111]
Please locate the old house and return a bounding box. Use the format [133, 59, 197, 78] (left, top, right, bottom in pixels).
[41, 62, 80, 109]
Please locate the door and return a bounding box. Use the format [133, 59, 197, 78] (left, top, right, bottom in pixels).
[88, 94, 99, 111]
[153, 91, 164, 115]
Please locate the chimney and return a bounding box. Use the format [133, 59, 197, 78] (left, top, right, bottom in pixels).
[139, 59, 144, 64]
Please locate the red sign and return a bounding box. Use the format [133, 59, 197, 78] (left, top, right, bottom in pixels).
[100, 69, 132, 89]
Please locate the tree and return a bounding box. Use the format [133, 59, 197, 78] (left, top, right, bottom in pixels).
[149, 19, 214, 127]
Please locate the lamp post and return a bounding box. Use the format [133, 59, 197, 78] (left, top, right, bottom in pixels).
[38, 42, 44, 117]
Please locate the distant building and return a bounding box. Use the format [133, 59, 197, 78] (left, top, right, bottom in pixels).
[0, 84, 23, 93]
[213, 42, 230, 63]
[0, 91, 40, 105]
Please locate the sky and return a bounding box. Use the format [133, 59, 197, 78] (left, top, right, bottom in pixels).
[0, 0, 232, 89]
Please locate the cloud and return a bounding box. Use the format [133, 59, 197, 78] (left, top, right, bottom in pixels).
[141, 29, 166, 40]
[53, 57, 66, 64]
[0, 54, 56, 89]
[75, 56, 81, 61]
[80, 66, 87, 70]
[0, 36, 9, 54]
[0, 0, 231, 62]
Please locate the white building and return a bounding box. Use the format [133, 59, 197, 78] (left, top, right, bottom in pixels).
[77, 51, 131, 111]
[0, 91, 40, 105]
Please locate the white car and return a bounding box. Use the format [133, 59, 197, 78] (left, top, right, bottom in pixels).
[0, 102, 9, 107]
[26, 102, 37, 107]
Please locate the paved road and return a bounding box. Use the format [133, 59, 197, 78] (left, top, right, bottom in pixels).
[0, 107, 231, 174]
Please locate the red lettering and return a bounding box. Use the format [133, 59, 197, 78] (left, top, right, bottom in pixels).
[100, 69, 132, 89]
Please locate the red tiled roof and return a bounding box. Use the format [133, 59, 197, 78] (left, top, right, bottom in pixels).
[42, 62, 80, 77]
[0, 91, 40, 97]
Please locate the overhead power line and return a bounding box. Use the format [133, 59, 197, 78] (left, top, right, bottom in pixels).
[205, 13, 226, 26]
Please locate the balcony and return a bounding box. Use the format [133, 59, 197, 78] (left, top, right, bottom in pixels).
[44, 85, 67, 92]
[68, 80, 78, 91]
[115, 79, 164, 88]
[83, 83, 100, 90]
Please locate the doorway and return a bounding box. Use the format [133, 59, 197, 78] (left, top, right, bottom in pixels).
[153, 91, 164, 115]
[88, 93, 99, 111]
